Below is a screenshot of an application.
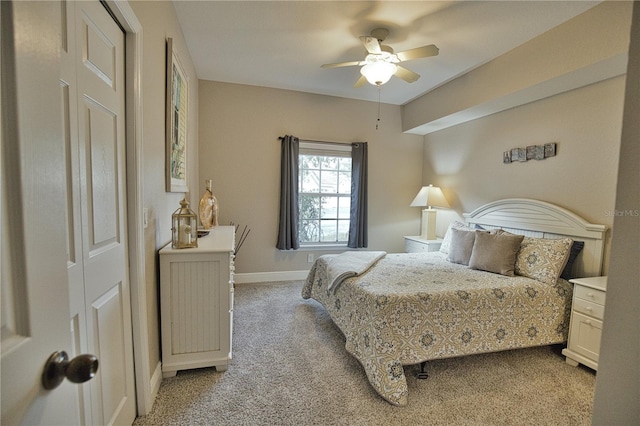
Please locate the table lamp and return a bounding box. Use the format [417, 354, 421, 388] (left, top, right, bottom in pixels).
[410, 184, 449, 240]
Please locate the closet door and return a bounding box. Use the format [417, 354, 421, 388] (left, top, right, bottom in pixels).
[62, 1, 136, 424]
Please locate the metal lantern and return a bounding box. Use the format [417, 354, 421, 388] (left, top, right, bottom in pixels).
[171, 198, 198, 249]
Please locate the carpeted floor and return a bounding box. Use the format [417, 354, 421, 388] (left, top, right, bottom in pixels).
[134, 281, 596, 425]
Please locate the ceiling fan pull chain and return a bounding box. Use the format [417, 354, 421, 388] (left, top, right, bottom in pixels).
[376, 87, 381, 130]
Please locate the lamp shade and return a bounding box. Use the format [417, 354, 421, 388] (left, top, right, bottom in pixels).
[360, 61, 397, 86]
[410, 184, 449, 209]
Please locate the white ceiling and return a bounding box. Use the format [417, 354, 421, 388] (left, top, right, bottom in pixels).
[172, 1, 600, 106]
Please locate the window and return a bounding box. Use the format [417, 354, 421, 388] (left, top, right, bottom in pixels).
[277, 135, 367, 251]
[298, 142, 351, 245]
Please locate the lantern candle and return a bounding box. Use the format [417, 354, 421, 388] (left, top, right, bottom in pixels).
[171, 198, 198, 249]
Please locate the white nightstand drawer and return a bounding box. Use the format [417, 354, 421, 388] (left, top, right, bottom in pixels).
[573, 298, 605, 320]
[575, 285, 606, 305]
[568, 311, 603, 362]
[405, 239, 429, 253]
[404, 236, 442, 253]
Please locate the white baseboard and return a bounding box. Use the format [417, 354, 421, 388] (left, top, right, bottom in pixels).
[234, 270, 310, 284]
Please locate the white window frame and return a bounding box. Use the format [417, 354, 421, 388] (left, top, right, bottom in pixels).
[298, 141, 352, 247]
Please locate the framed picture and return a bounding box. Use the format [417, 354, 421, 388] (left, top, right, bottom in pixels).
[166, 37, 189, 193]
[503, 150, 512, 164]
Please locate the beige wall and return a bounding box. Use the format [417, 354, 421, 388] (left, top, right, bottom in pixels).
[198, 82, 424, 274]
[403, 1, 631, 134]
[129, 0, 199, 380]
[409, 1, 633, 276]
[422, 76, 624, 274]
[593, 1, 640, 423]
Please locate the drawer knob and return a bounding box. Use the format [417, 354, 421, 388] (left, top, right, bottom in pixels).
[587, 292, 595, 297]
[585, 320, 592, 325]
[586, 306, 593, 311]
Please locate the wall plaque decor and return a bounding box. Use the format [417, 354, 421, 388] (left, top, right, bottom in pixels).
[544, 143, 557, 158]
[504, 142, 557, 164]
[166, 37, 189, 193]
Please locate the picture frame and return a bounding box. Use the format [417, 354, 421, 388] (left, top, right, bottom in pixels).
[166, 38, 189, 193]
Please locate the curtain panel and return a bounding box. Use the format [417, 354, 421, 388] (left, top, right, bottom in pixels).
[348, 142, 368, 248]
[276, 135, 299, 250]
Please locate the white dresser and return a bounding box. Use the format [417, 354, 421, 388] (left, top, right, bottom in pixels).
[562, 276, 607, 371]
[404, 236, 443, 253]
[159, 226, 235, 378]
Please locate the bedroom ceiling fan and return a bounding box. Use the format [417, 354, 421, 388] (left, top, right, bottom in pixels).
[321, 28, 439, 87]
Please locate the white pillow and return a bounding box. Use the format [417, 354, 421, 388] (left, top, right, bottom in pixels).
[440, 221, 475, 254]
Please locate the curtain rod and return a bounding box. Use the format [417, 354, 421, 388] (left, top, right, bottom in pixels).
[277, 136, 353, 146]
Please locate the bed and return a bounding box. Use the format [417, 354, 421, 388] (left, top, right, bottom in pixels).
[302, 199, 606, 406]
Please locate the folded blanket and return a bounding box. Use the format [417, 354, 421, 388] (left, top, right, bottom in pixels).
[326, 251, 386, 293]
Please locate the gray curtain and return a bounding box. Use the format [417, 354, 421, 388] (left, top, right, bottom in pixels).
[276, 135, 300, 250]
[348, 142, 368, 248]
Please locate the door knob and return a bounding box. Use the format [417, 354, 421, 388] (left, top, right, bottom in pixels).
[42, 350, 99, 390]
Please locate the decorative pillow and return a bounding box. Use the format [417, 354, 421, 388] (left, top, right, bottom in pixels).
[515, 236, 573, 285]
[440, 221, 478, 254]
[560, 241, 585, 280]
[468, 231, 524, 276]
[447, 228, 477, 265]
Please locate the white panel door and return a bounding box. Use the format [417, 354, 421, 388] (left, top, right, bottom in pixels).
[1, 2, 136, 423]
[1, 1, 79, 424]
[64, 1, 137, 424]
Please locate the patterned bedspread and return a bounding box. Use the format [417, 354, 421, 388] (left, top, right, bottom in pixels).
[301, 251, 573, 406]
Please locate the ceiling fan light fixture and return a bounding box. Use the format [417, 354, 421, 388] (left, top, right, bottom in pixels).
[360, 61, 397, 86]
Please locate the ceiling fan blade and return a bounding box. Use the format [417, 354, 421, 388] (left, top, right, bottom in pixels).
[353, 75, 368, 88]
[359, 36, 381, 54]
[321, 60, 364, 69]
[396, 44, 439, 62]
[395, 66, 420, 83]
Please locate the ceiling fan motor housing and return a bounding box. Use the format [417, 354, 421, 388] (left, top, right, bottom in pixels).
[370, 28, 390, 42]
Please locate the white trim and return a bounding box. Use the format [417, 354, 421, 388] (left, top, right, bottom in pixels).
[149, 361, 162, 402]
[104, 0, 153, 416]
[234, 270, 310, 284]
[299, 140, 352, 153]
[293, 245, 352, 251]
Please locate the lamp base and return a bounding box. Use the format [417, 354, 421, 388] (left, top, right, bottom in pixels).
[420, 209, 437, 240]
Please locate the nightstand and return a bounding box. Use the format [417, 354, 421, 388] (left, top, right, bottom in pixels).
[404, 236, 443, 253]
[562, 276, 607, 371]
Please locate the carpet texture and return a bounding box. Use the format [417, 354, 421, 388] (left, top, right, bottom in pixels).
[134, 281, 596, 425]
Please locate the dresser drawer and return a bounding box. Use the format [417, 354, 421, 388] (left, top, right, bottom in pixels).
[574, 285, 606, 305]
[573, 297, 605, 320]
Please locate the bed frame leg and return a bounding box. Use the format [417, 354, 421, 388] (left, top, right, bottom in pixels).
[417, 361, 428, 379]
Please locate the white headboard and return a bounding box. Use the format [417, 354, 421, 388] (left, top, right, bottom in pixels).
[463, 198, 607, 278]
